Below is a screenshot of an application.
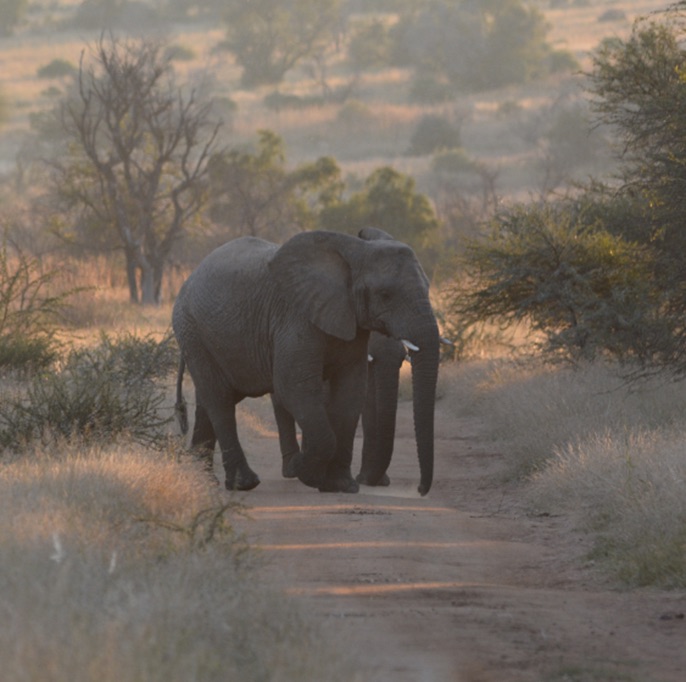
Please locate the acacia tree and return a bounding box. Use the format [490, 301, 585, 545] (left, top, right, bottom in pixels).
[222, 0, 341, 88]
[50, 35, 221, 305]
[206, 130, 342, 242]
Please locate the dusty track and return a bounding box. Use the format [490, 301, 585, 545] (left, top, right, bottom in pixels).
[229, 398, 686, 681]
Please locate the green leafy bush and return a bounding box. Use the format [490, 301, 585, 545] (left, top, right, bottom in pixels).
[0, 237, 69, 372]
[450, 201, 666, 364]
[0, 333, 175, 452]
[407, 115, 461, 156]
[36, 59, 76, 79]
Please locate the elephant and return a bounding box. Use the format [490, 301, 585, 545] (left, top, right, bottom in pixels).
[172, 228, 439, 495]
[272, 328, 407, 487]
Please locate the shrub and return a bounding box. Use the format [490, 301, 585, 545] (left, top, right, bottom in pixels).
[0, 237, 71, 372]
[0, 333, 175, 451]
[407, 115, 461, 156]
[36, 59, 77, 79]
[450, 201, 666, 364]
[430, 148, 478, 176]
[347, 19, 390, 72]
[335, 99, 376, 132]
[598, 9, 626, 23]
[408, 73, 455, 104]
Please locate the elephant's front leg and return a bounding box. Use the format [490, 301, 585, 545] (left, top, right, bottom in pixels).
[271, 394, 300, 478]
[318, 362, 367, 493]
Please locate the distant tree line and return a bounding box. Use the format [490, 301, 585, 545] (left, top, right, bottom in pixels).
[2, 0, 576, 103]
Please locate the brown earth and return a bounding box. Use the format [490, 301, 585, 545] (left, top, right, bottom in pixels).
[230, 397, 686, 682]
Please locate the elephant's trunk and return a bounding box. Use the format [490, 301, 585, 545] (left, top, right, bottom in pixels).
[408, 313, 440, 496]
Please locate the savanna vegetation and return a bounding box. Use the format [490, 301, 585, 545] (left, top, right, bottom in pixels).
[1, 0, 686, 679]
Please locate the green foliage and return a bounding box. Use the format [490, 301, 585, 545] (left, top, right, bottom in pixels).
[0, 333, 175, 451]
[586, 8, 686, 370]
[452, 201, 666, 363]
[407, 114, 461, 156]
[0, 237, 70, 371]
[389, 0, 569, 95]
[221, 0, 341, 88]
[335, 99, 376, 131]
[347, 19, 391, 72]
[0, 0, 27, 37]
[430, 148, 478, 176]
[0, 336, 57, 373]
[36, 59, 77, 79]
[588, 17, 686, 258]
[207, 130, 343, 241]
[319, 166, 440, 274]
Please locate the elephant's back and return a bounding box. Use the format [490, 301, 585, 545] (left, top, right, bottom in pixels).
[172, 236, 280, 394]
[199, 237, 277, 279]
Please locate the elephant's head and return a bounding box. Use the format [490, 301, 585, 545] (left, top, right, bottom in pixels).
[269, 229, 439, 495]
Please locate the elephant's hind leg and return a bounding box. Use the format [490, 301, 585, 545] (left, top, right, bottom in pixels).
[188, 352, 260, 491]
[217, 404, 261, 491]
[190, 403, 219, 483]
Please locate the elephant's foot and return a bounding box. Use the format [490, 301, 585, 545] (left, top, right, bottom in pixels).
[356, 470, 391, 487]
[225, 466, 261, 492]
[319, 475, 359, 493]
[295, 453, 328, 489]
[281, 451, 300, 479]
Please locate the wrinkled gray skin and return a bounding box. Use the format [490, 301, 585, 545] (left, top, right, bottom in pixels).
[273, 331, 406, 488]
[173, 229, 439, 495]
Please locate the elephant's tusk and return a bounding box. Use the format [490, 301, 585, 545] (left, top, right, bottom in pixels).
[368, 354, 374, 362]
[402, 339, 420, 352]
[440, 337, 455, 346]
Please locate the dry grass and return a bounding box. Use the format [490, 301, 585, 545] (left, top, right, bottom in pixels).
[0, 439, 367, 682]
[445, 357, 686, 587]
[531, 426, 686, 587]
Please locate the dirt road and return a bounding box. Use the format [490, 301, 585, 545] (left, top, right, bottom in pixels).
[231, 398, 686, 681]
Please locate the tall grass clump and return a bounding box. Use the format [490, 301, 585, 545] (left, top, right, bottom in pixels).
[466, 357, 686, 586]
[467, 361, 686, 475]
[0, 440, 364, 682]
[531, 427, 686, 588]
[0, 332, 177, 452]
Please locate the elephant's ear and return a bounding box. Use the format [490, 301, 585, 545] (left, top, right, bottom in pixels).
[268, 231, 357, 341]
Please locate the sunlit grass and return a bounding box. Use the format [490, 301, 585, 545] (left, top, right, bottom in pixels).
[0, 438, 367, 682]
[450, 357, 686, 587]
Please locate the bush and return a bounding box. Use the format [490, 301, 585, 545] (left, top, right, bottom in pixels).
[407, 73, 455, 104]
[598, 9, 626, 23]
[0, 336, 58, 373]
[407, 115, 461, 156]
[450, 201, 666, 364]
[36, 59, 77, 79]
[0, 237, 71, 372]
[347, 19, 390, 72]
[0, 333, 175, 451]
[430, 148, 478, 176]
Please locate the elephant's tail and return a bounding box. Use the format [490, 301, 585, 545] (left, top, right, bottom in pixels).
[175, 357, 189, 435]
